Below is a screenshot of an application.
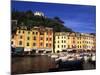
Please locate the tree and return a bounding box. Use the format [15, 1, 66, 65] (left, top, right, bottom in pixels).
[54, 16, 64, 24]
[11, 10, 73, 34]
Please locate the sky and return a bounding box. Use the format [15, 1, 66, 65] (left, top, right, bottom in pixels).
[11, 0, 96, 33]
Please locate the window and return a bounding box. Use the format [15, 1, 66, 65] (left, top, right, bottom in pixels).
[58, 36, 59, 39]
[33, 32, 38, 35]
[33, 43, 36, 46]
[80, 46, 81, 48]
[64, 45, 66, 48]
[40, 43, 43, 46]
[64, 41, 66, 43]
[50, 38, 52, 41]
[62, 36, 63, 39]
[33, 36, 36, 40]
[73, 41, 75, 43]
[77, 41, 79, 44]
[46, 38, 48, 41]
[46, 43, 48, 47]
[68, 45, 70, 48]
[62, 40, 63, 43]
[33, 32, 34, 34]
[68, 37, 69, 39]
[20, 35, 22, 39]
[58, 45, 59, 48]
[28, 31, 30, 34]
[64, 36, 66, 39]
[72, 45, 73, 48]
[23, 31, 24, 33]
[36, 32, 38, 35]
[27, 37, 30, 40]
[58, 41, 59, 43]
[27, 42, 29, 46]
[87, 42, 88, 44]
[57, 50, 60, 53]
[49, 43, 51, 47]
[62, 45, 63, 48]
[40, 37, 43, 40]
[19, 41, 22, 45]
[78, 45, 79, 48]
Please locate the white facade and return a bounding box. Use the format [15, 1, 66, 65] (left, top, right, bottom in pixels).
[34, 11, 44, 17]
[55, 32, 68, 53]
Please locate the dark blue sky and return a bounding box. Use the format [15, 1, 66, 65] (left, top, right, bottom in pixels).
[11, 0, 96, 33]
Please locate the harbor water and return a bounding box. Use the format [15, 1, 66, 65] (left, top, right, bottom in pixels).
[11, 55, 96, 74]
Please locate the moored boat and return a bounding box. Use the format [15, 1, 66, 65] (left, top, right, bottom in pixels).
[51, 54, 59, 59]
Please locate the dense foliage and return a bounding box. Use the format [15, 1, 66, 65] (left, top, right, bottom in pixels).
[11, 10, 73, 33]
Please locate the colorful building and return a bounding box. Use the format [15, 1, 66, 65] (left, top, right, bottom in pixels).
[11, 26, 96, 54]
[76, 33, 96, 51]
[55, 32, 68, 53]
[11, 26, 53, 53]
[67, 32, 77, 50]
[54, 32, 96, 53]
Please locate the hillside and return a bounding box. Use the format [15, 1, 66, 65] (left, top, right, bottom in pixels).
[11, 10, 73, 33]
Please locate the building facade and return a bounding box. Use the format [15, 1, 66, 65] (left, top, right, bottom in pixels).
[11, 26, 53, 53]
[55, 32, 68, 53]
[67, 32, 77, 50]
[74, 33, 96, 51]
[54, 32, 96, 53]
[11, 26, 96, 54]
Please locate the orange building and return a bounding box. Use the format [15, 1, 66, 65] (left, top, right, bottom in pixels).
[11, 26, 53, 54]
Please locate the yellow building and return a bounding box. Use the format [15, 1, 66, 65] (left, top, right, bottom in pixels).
[11, 26, 53, 53]
[91, 35, 96, 51]
[54, 32, 96, 53]
[55, 32, 67, 53]
[66, 32, 77, 51]
[66, 32, 96, 52]
[76, 33, 83, 51]
[76, 33, 96, 51]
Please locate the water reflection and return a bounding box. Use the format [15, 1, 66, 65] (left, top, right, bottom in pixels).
[12, 56, 56, 74]
[11, 55, 95, 74]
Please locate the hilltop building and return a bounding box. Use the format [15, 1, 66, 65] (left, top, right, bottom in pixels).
[34, 11, 45, 17]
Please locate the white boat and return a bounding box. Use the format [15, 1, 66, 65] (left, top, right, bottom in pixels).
[83, 56, 90, 62]
[77, 56, 83, 60]
[67, 57, 75, 61]
[57, 56, 68, 62]
[51, 54, 59, 59]
[55, 55, 77, 62]
[91, 55, 96, 61]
